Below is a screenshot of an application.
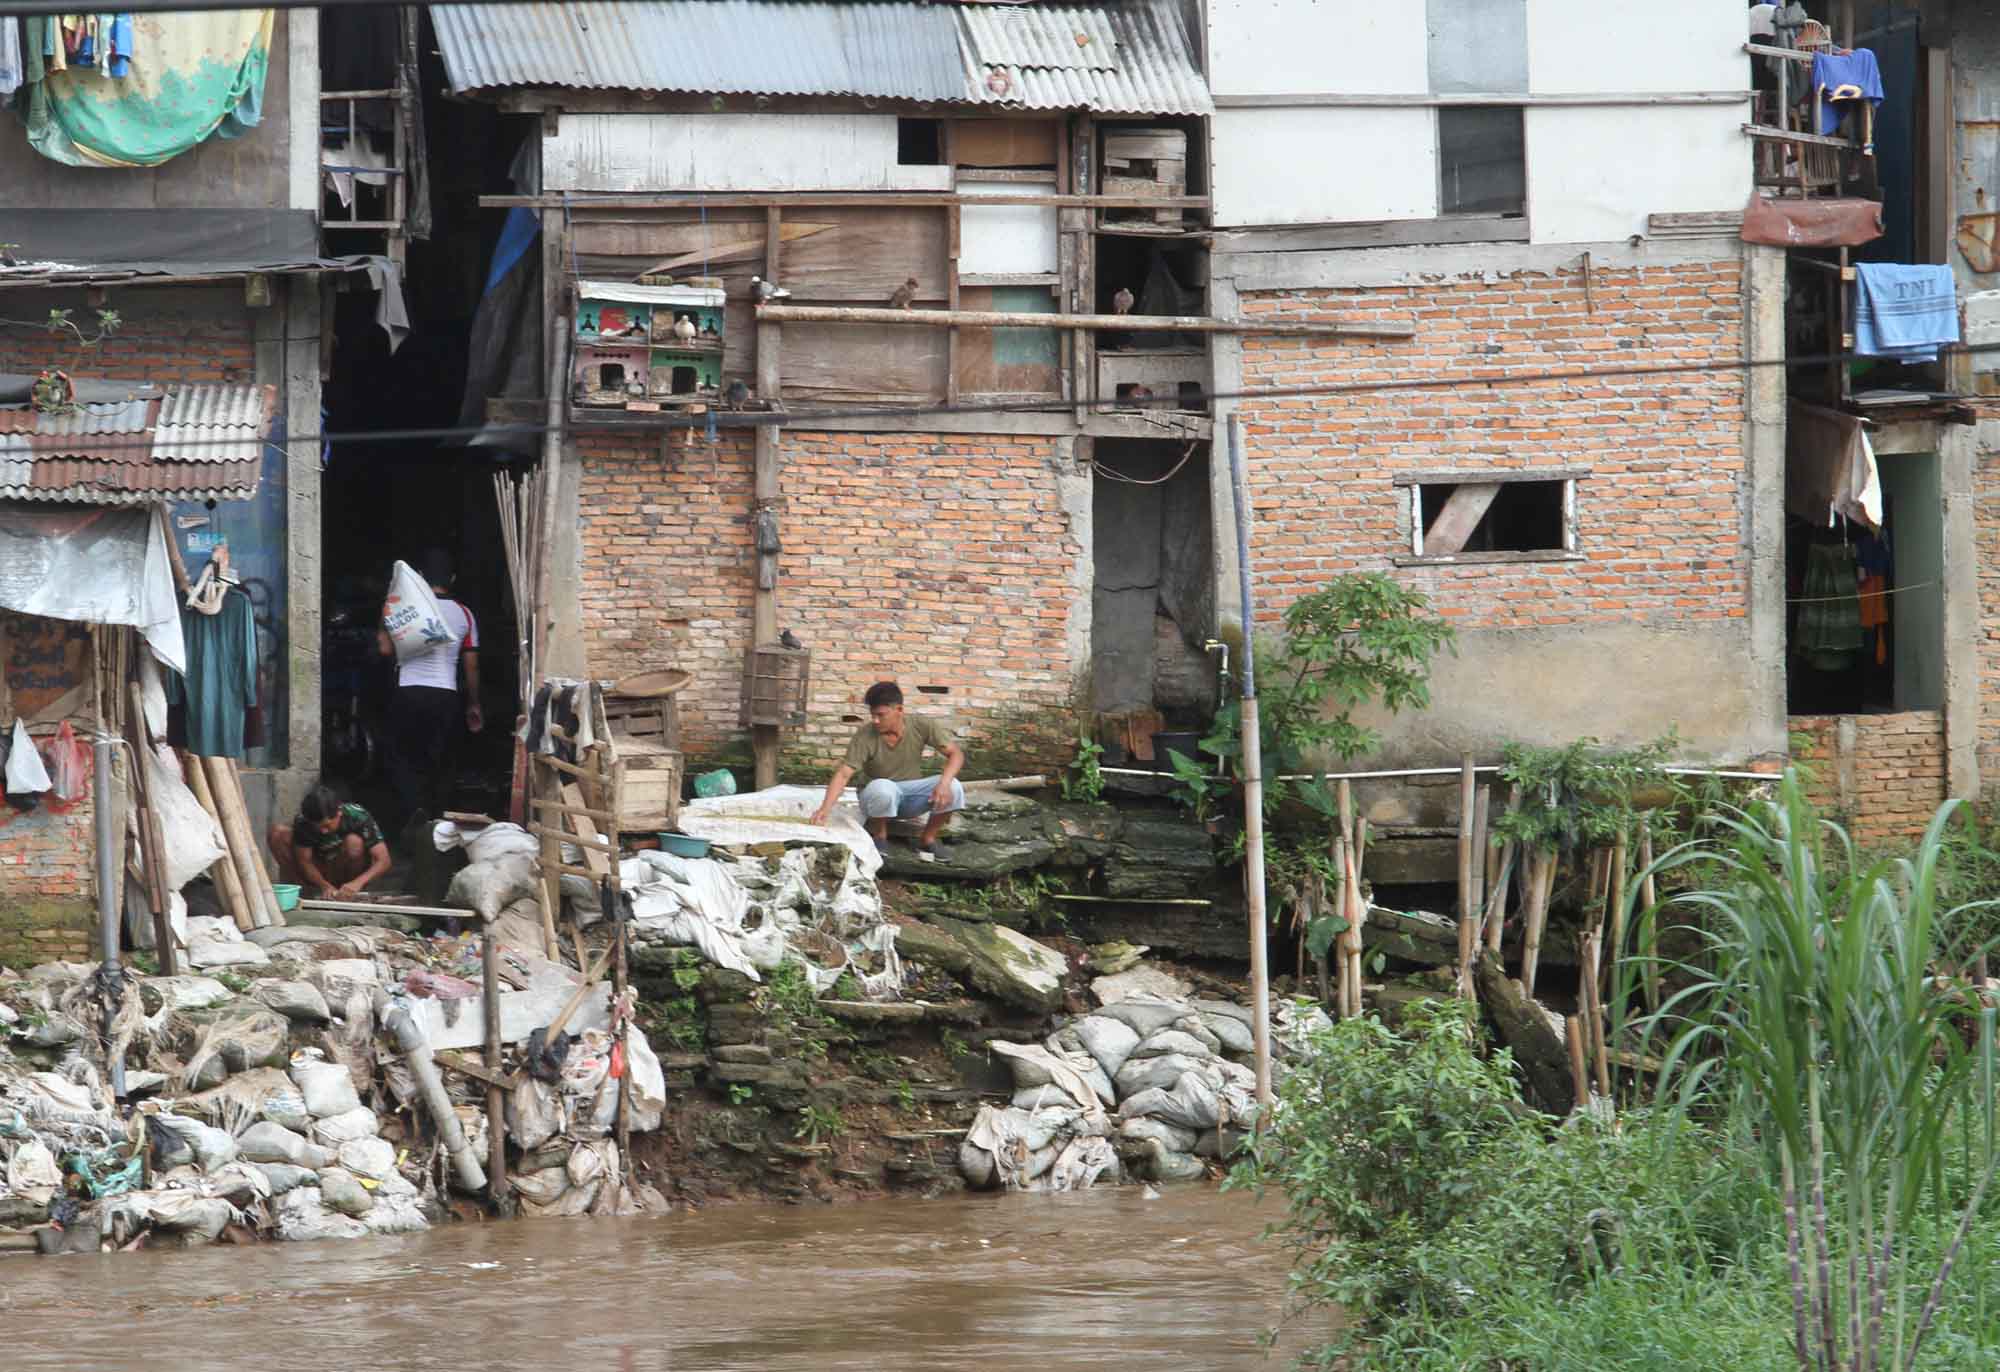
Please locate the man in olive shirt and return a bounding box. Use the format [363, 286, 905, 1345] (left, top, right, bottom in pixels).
[810, 680, 966, 861]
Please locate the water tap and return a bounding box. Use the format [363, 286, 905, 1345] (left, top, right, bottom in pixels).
[1203, 639, 1230, 685]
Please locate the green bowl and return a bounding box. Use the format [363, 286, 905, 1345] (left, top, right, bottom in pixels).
[656, 832, 711, 859]
[272, 883, 302, 912]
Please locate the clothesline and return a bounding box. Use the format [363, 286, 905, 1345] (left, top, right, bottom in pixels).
[1787, 577, 1937, 606]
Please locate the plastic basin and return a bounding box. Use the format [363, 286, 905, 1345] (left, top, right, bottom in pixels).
[656, 832, 711, 859]
[272, 883, 302, 912]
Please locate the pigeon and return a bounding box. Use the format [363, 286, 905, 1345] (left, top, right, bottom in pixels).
[889, 277, 919, 309]
[779, 629, 804, 651]
[726, 379, 750, 410]
[751, 276, 791, 304]
[1112, 286, 1135, 315]
[672, 314, 698, 342]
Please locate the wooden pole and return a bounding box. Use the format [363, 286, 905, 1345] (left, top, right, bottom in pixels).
[223, 758, 283, 928]
[1605, 828, 1629, 1011]
[1638, 828, 1662, 1013]
[182, 748, 252, 933]
[1482, 839, 1516, 955]
[1329, 835, 1351, 1017]
[1565, 1014, 1591, 1107]
[751, 313, 784, 791]
[482, 926, 509, 1207]
[757, 302, 1414, 339]
[1520, 847, 1552, 999]
[1455, 758, 1477, 1000]
[1227, 414, 1273, 1111]
[203, 755, 272, 929]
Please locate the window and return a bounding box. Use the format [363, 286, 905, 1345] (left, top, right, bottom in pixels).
[1437, 107, 1525, 218]
[1402, 474, 1577, 561]
[898, 118, 943, 166]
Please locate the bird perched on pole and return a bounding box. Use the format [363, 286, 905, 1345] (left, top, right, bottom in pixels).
[1112, 286, 1135, 315]
[751, 276, 791, 304]
[889, 277, 919, 309]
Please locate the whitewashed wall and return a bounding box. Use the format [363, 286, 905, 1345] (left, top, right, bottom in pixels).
[1207, 0, 1752, 238]
[960, 178, 1060, 276]
[543, 113, 954, 193]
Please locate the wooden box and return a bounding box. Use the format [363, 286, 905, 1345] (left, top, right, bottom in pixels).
[604, 690, 683, 828]
[740, 644, 810, 727]
[1101, 129, 1188, 227]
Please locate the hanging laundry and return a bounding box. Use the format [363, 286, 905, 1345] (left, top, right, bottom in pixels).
[1853, 263, 1959, 364]
[20, 10, 270, 168]
[0, 19, 23, 98]
[1786, 401, 1881, 528]
[1810, 48, 1884, 135]
[1854, 530, 1893, 667]
[1797, 540, 1867, 673]
[166, 587, 259, 759]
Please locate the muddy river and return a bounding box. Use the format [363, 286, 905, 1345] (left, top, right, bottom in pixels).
[7, 1185, 1317, 1370]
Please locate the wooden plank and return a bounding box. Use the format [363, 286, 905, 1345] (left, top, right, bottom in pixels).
[558, 782, 614, 879]
[1214, 90, 1751, 107]
[486, 193, 1212, 210]
[635, 221, 833, 277]
[298, 898, 471, 919]
[1214, 215, 1529, 254]
[1417, 482, 1501, 557]
[529, 795, 620, 825]
[757, 303, 1412, 338]
[1741, 123, 1859, 150]
[527, 821, 616, 856]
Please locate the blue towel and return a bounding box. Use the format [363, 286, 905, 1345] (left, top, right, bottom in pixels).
[1811, 49, 1884, 134]
[1853, 263, 1957, 363]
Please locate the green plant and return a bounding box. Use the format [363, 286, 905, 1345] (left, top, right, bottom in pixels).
[727, 1082, 754, 1107]
[941, 1028, 973, 1062]
[1491, 731, 1678, 855]
[1644, 771, 2000, 1372]
[1062, 727, 1106, 802]
[794, 1102, 844, 1144]
[759, 958, 833, 1060]
[1192, 574, 1453, 816]
[894, 1079, 917, 1112]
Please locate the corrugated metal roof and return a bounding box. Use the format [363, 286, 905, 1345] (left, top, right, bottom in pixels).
[0, 384, 275, 503]
[962, 1, 1210, 115]
[433, 2, 966, 100]
[431, 0, 1210, 113]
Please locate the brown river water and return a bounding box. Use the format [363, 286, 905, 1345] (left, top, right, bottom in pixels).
[5, 1185, 1316, 1371]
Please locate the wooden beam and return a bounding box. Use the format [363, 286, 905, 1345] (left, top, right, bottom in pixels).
[482, 193, 1211, 211]
[1418, 482, 1501, 557]
[756, 304, 1412, 338]
[1215, 215, 1529, 253]
[752, 245, 784, 791]
[1215, 90, 1751, 108]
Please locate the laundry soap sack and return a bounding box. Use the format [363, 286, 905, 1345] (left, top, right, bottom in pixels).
[382, 560, 460, 664]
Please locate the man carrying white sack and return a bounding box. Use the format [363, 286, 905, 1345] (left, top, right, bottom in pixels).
[810, 680, 965, 862]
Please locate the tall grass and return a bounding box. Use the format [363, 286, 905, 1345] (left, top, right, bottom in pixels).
[1638, 770, 2000, 1372]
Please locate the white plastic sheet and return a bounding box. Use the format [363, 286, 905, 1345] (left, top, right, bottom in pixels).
[0, 506, 186, 672]
[677, 783, 884, 878]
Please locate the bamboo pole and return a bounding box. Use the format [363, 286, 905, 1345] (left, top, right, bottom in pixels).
[757, 302, 1416, 340]
[481, 927, 509, 1207]
[1565, 1014, 1591, 1107]
[1520, 847, 1553, 999]
[1582, 929, 1612, 1099]
[182, 749, 253, 932]
[1484, 787, 1521, 954]
[227, 758, 284, 928]
[1455, 757, 1475, 999]
[1226, 415, 1273, 1112]
[202, 755, 272, 929]
[1638, 828, 1662, 1013]
[1605, 828, 1629, 1010]
[1330, 836, 1350, 1017]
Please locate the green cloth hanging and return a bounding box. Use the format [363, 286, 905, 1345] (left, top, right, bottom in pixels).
[1796, 540, 1866, 672]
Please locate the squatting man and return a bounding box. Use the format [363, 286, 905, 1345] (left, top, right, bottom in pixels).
[811, 681, 965, 861]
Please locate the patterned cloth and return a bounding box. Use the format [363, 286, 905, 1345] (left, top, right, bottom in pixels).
[292, 803, 384, 863]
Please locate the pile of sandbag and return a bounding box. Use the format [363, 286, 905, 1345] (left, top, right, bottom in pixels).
[965, 993, 1314, 1189]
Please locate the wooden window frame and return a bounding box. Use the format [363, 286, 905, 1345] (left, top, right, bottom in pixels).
[1392, 467, 1586, 566]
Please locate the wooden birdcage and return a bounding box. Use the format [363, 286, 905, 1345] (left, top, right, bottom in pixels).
[740, 644, 810, 728]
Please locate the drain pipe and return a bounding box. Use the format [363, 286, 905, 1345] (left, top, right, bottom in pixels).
[381, 998, 488, 1193]
[94, 737, 126, 1099]
[1227, 415, 1273, 1114]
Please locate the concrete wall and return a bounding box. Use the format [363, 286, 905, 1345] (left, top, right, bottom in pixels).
[1205, 0, 1750, 233]
[543, 113, 955, 193]
[572, 427, 1090, 777]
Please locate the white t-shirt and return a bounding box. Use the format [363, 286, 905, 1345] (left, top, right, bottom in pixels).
[397, 599, 478, 691]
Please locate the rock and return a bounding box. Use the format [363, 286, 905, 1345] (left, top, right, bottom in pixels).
[1073, 1015, 1141, 1078]
[709, 1061, 809, 1091]
[0, 1194, 49, 1227]
[254, 1163, 317, 1195]
[186, 939, 270, 970]
[1474, 952, 1575, 1116]
[713, 1043, 773, 1065]
[890, 921, 973, 976]
[250, 979, 331, 1021]
[1091, 995, 1187, 1039]
[138, 976, 235, 1013]
[1113, 1052, 1212, 1099]
[238, 1121, 334, 1169]
[314, 1106, 381, 1145]
[21, 1013, 86, 1047]
[1102, 816, 1218, 900]
[316, 1167, 374, 1218]
[291, 908, 422, 933]
[337, 1137, 397, 1181]
[1130, 1028, 1215, 1061]
[923, 915, 1069, 1014]
[877, 794, 1060, 880]
[1092, 966, 1192, 1005]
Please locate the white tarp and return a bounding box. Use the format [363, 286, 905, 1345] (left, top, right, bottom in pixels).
[0, 506, 186, 672]
[676, 783, 883, 878]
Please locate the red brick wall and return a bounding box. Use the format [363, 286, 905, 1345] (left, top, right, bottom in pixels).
[1234, 261, 1746, 629]
[0, 287, 255, 385]
[576, 428, 1084, 773]
[1790, 711, 1947, 850]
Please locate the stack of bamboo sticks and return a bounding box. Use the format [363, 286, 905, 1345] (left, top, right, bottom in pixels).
[180, 744, 284, 931]
[493, 468, 547, 704]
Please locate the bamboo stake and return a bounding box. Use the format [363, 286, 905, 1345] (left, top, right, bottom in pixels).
[1485, 787, 1521, 953]
[1520, 847, 1553, 998]
[481, 927, 509, 1206]
[202, 754, 269, 930]
[1582, 929, 1612, 1098]
[182, 749, 253, 932]
[1347, 818, 1369, 1018]
[1605, 828, 1630, 1011]
[1565, 1014, 1591, 1108]
[228, 758, 285, 928]
[1638, 829, 1662, 1013]
[1455, 757, 1476, 1000]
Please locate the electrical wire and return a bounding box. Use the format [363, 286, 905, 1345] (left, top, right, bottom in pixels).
[0, 337, 1991, 458]
[1093, 441, 1200, 485]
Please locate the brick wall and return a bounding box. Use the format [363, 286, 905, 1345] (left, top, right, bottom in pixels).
[1789, 711, 1947, 850]
[576, 428, 1085, 774]
[0, 801, 98, 967]
[0, 287, 255, 385]
[1234, 260, 1746, 629]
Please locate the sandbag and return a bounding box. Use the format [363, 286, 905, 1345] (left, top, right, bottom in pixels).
[1091, 996, 1186, 1039]
[313, 1106, 381, 1145]
[1118, 1071, 1222, 1131]
[1113, 1052, 1213, 1099]
[315, 1167, 374, 1218]
[510, 1164, 570, 1204]
[290, 1051, 363, 1118]
[1074, 1015, 1141, 1078]
[238, 1121, 334, 1169]
[506, 1076, 564, 1150]
[1139, 1137, 1207, 1183]
[434, 819, 538, 866]
[382, 559, 460, 664]
[275, 1186, 368, 1243]
[337, 1137, 397, 1181]
[1130, 1028, 1217, 1062]
[5, 1138, 61, 1200]
[1116, 1116, 1200, 1154]
[446, 852, 540, 922]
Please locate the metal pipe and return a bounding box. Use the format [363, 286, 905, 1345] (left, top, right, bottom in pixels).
[1228, 414, 1273, 1113]
[94, 738, 118, 966]
[383, 1000, 488, 1193]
